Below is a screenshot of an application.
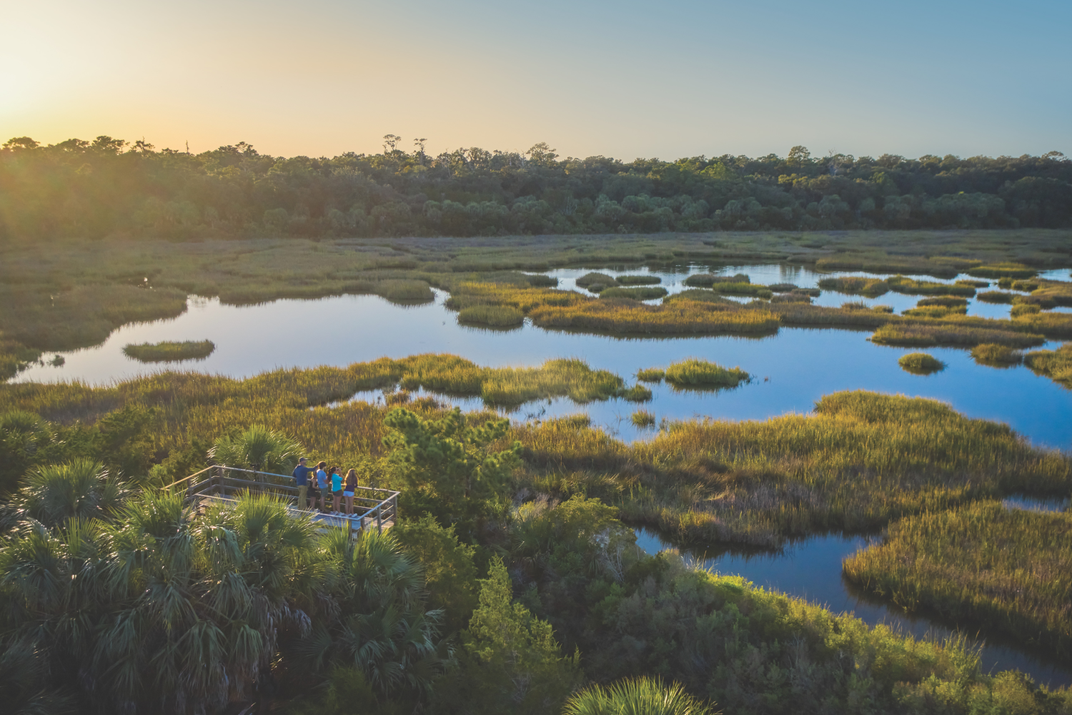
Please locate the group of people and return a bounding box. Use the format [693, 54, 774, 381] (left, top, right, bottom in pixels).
[291, 457, 361, 516]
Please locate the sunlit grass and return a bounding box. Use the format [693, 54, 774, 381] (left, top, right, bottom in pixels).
[1023, 343, 1072, 389]
[457, 305, 524, 328]
[898, 352, 945, 375]
[662, 359, 751, 390]
[818, 276, 889, 297]
[123, 340, 215, 363]
[843, 501, 1072, 658]
[970, 343, 1023, 368]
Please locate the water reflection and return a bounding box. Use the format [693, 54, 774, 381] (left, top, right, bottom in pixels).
[634, 527, 1072, 688]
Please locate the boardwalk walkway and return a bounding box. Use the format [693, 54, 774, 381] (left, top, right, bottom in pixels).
[165, 465, 399, 534]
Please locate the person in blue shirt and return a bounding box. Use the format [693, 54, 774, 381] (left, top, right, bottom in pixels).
[292, 457, 313, 510]
[315, 461, 329, 512]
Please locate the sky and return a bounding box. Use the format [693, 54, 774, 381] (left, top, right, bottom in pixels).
[2, 0, 1070, 161]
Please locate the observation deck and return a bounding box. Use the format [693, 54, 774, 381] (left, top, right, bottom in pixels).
[166, 465, 399, 534]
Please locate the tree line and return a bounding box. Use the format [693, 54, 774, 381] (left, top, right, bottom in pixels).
[1, 134, 1070, 242]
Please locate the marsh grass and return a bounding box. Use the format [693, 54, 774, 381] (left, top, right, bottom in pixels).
[684, 273, 750, 287]
[1023, 344, 1072, 389]
[918, 296, 969, 308]
[576, 272, 618, 290]
[123, 340, 216, 363]
[968, 263, 1037, 279]
[871, 323, 1045, 348]
[614, 275, 661, 285]
[375, 279, 434, 304]
[813, 254, 974, 278]
[898, 352, 945, 375]
[842, 501, 1072, 658]
[598, 286, 669, 301]
[516, 391, 1072, 547]
[888, 275, 976, 297]
[817, 276, 889, 297]
[977, 291, 1017, 304]
[1011, 303, 1041, 317]
[1017, 280, 1072, 309]
[457, 305, 524, 328]
[636, 368, 665, 383]
[902, 305, 967, 319]
[970, 343, 1023, 368]
[662, 359, 751, 390]
[955, 279, 991, 288]
[630, 410, 657, 428]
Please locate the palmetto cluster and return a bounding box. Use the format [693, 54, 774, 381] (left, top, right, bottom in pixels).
[0, 460, 448, 714]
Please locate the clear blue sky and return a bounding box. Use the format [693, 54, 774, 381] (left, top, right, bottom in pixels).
[3, 0, 1069, 160]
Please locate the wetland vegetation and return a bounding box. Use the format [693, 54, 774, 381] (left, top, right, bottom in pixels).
[122, 339, 215, 362]
[843, 501, 1072, 660]
[3, 222, 1072, 711]
[898, 352, 946, 374]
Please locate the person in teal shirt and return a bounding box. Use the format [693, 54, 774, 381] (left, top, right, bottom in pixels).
[330, 466, 343, 514]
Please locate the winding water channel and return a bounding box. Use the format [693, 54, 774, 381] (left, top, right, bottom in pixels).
[11, 261, 1072, 685]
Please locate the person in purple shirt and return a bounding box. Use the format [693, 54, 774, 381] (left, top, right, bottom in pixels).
[292, 457, 313, 510]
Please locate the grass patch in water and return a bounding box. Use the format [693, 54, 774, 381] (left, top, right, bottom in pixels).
[968, 262, 1038, 279]
[516, 390, 1072, 548]
[956, 279, 991, 288]
[977, 291, 1016, 304]
[902, 305, 967, 318]
[123, 340, 215, 363]
[817, 276, 889, 297]
[598, 286, 669, 301]
[871, 322, 1045, 348]
[1023, 344, 1072, 389]
[636, 368, 665, 383]
[630, 409, 656, 428]
[842, 501, 1072, 658]
[614, 275, 661, 285]
[376, 279, 434, 304]
[918, 296, 969, 309]
[683, 273, 750, 287]
[770, 291, 814, 304]
[888, 275, 976, 297]
[575, 272, 618, 290]
[663, 359, 751, 390]
[1011, 303, 1041, 318]
[898, 352, 945, 374]
[971, 343, 1024, 368]
[457, 305, 524, 328]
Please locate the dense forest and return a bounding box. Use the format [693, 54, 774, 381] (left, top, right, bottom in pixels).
[2, 135, 1070, 241]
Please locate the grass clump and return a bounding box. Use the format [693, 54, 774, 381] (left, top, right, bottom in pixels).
[968, 262, 1037, 279]
[614, 274, 661, 285]
[902, 305, 967, 318]
[375, 279, 434, 304]
[576, 272, 618, 291]
[971, 343, 1024, 368]
[457, 305, 524, 328]
[1011, 303, 1041, 317]
[955, 279, 991, 288]
[636, 368, 665, 383]
[871, 323, 1045, 348]
[977, 290, 1017, 304]
[898, 352, 945, 375]
[888, 275, 976, 297]
[843, 501, 1072, 658]
[123, 340, 215, 363]
[918, 296, 969, 308]
[663, 359, 751, 390]
[817, 275, 889, 297]
[683, 272, 749, 287]
[1023, 343, 1072, 389]
[630, 410, 657, 428]
[598, 286, 669, 301]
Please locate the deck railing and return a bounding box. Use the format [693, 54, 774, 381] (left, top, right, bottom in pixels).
[164, 465, 399, 534]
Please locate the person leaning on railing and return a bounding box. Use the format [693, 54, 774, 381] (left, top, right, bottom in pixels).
[292, 457, 313, 509]
[343, 469, 357, 515]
